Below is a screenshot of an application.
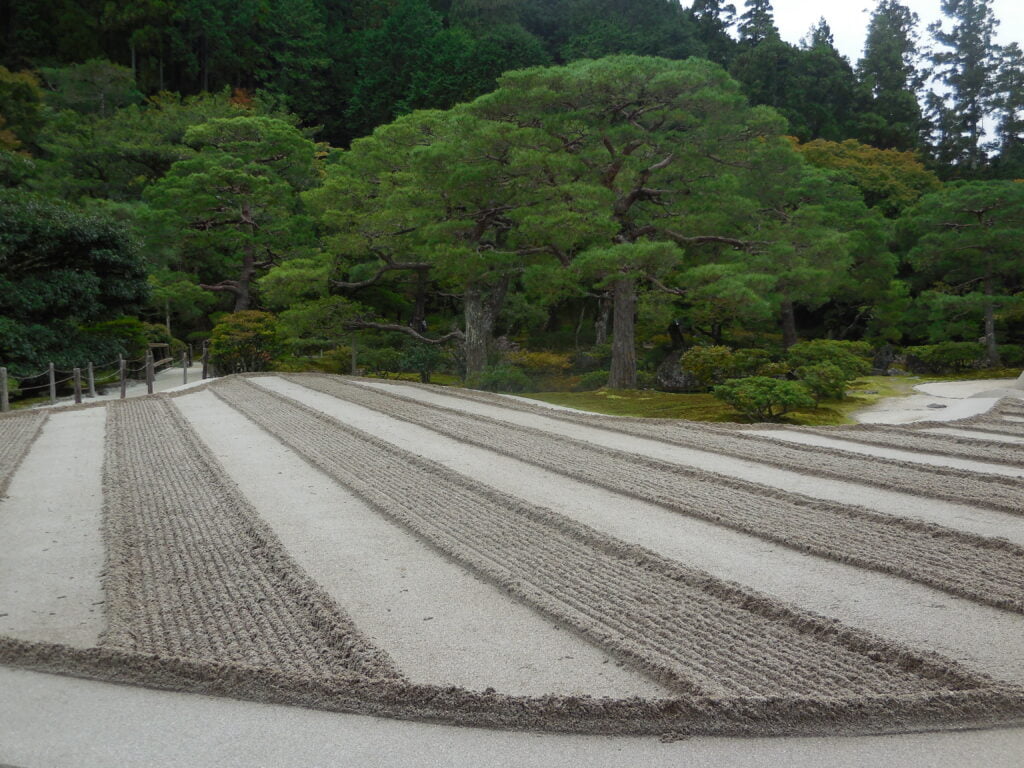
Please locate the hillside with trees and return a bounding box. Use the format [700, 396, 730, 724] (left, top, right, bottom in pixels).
[1, 0, 1022, 416]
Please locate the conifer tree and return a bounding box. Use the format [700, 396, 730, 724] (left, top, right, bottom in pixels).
[737, 0, 778, 46]
[856, 0, 925, 151]
[927, 0, 1001, 172]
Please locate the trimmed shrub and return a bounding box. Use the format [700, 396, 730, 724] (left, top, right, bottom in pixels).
[998, 344, 1024, 367]
[786, 340, 871, 381]
[359, 347, 405, 377]
[507, 350, 572, 375]
[474, 364, 533, 393]
[713, 376, 816, 421]
[903, 342, 984, 373]
[796, 362, 849, 403]
[208, 311, 279, 374]
[400, 343, 444, 383]
[680, 346, 736, 388]
[574, 369, 609, 391]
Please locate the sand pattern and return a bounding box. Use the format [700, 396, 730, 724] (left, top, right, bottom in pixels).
[293, 376, 1024, 613]
[210, 378, 1004, 701]
[0, 411, 48, 497]
[363, 379, 1024, 514]
[100, 397, 398, 679]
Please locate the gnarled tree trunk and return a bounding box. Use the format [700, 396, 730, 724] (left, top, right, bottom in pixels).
[780, 297, 798, 348]
[608, 276, 637, 389]
[463, 276, 510, 380]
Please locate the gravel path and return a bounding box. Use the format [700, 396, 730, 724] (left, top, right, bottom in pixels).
[101, 397, 398, 679]
[175, 390, 669, 698]
[295, 376, 1024, 613]
[923, 427, 1024, 444]
[0, 409, 106, 647]
[360, 380, 1023, 515]
[212, 378, 991, 700]
[0, 412, 47, 498]
[259, 377, 1024, 686]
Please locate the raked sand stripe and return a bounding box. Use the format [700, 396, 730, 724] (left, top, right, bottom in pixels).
[357, 379, 1023, 518]
[215, 377, 994, 700]
[752, 430, 1023, 476]
[258, 376, 1024, 686]
[923, 427, 1024, 444]
[0, 411, 47, 498]
[174, 389, 669, 698]
[0, 408, 105, 647]
[101, 397, 398, 679]
[309, 377, 1024, 613]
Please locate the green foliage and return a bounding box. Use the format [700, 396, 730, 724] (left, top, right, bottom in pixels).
[680, 345, 737, 388]
[785, 340, 871, 380]
[795, 362, 851, 402]
[40, 59, 142, 116]
[400, 343, 445, 383]
[473, 363, 533, 393]
[574, 369, 610, 391]
[0, 190, 148, 377]
[208, 311, 279, 373]
[713, 376, 816, 421]
[358, 346, 405, 377]
[80, 316, 151, 360]
[903, 341, 985, 373]
[0, 66, 45, 151]
[506, 350, 572, 376]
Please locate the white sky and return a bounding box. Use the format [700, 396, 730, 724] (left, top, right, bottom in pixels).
[679, 1, 1024, 64]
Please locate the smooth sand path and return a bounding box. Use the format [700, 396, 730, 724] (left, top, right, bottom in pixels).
[175, 390, 670, 698]
[923, 427, 1024, 444]
[0, 409, 106, 647]
[3, 667, 1023, 768]
[254, 377, 1024, 686]
[352, 379, 1024, 545]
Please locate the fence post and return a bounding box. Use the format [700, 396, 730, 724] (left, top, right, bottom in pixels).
[49, 362, 56, 404]
[73, 367, 82, 404]
[182, 351, 188, 385]
[188, 343, 194, 367]
[87, 361, 96, 398]
[146, 351, 154, 394]
[119, 356, 127, 399]
[1, 367, 8, 413]
[201, 342, 209, 380]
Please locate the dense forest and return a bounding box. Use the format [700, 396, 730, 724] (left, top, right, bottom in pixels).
[1, 0, 1023, 409]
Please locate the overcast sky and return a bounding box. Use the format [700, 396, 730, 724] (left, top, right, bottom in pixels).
[679, 1, 1024, 65]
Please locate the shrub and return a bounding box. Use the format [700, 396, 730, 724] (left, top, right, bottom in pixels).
[208, 311, 279, 374]
[680, 346, 736, 388]
[507, 350, 572, 375]
[786, 340, 871, 381]
[81, 316, 151, 360]
[359, 347, 405, 377]
[998, 344, 1024, 367]
[731, 348, 773, 377]
[574, 369, 609, 391]
[795, 362, 849, 403]
[903, 341, 984, 373]
[400, 343, 444, 383]
[474, 364, 533, 393]
[713, 376, 816, 421]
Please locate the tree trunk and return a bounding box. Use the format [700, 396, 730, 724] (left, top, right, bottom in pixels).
[594, 293, 611, 346]
[165, 299, 172, 335]
[463, 277, 509, 380]
[409, 267, 429, 332]
[983, 274, 1001, 367]
[608, 276, 637, 389]
[780, 297, 798, 348]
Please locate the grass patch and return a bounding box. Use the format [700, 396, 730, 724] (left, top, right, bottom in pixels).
[518, 373, 972, 425]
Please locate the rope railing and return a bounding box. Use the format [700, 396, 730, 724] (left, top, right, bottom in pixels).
[1, 343, 209, 412]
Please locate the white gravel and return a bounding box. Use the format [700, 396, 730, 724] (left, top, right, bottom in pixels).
[855, 378, 1020, 424]
[923, 427, 1024, 444]
[174, 389, 670, 698]
[254, 377, 1024, 686]
[0, 409, 106, 646]
[352, 379, 1024, 544]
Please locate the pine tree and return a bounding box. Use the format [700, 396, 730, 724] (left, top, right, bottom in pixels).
[927, 0, 1001, 173]
[687, 0, 737, 66]
[990, 43, 1024, 178]
[856, 0, 925, 151]
[737, 0, 778, 46]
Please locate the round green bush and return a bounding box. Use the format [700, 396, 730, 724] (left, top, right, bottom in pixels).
[713, 376, 816, 421]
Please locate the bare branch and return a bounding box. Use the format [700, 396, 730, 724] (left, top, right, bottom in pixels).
[331, 260, 430, 290]
[344, 320, 463, 345]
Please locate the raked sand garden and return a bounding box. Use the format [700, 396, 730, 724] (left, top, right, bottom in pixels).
[1, 373, 1023, 765]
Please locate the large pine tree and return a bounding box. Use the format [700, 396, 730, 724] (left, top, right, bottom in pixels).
[856, 0, 925, 151]
[927, 0, 1001, 173]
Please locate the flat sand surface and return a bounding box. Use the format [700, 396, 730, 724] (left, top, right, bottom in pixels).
[856, 378, 1022, 424]
[0, 409, 105, 646]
